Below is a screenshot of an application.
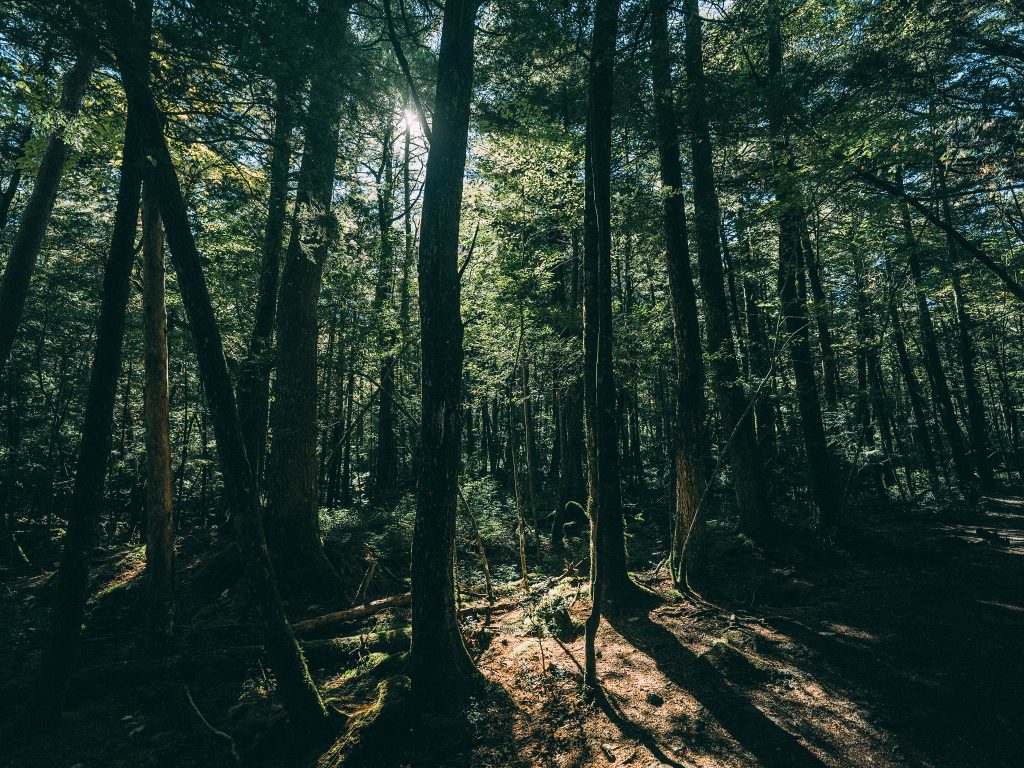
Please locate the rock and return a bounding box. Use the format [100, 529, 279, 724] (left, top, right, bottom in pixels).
[600, 743, 617, 761]
[645, 691, 665, 707]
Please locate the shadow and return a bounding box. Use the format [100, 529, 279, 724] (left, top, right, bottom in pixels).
[724, 496, 1024, 768]
[594, 686, 688, 768]
[607, 610, 828, 768]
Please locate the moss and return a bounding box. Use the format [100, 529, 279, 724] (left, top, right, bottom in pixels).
[320, 675, 412, 767]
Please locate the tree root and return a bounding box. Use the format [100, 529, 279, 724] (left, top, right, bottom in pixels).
[319, 675, 412, 767]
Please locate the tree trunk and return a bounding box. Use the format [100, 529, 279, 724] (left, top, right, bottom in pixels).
[582, 0, 636, 617]
[408, 0, 481, 709]
[103, 0, 329, 729]
[951, 271, 994, 492]
[801, 222, 839, 410]
[372, 123, 399, 501]
[142, 174, 175, 650]
[736, 209, 778, 460]
[0, 128, 29, 234]
[897, 175, 977, 500]
[0, 49, 94, 377]
[236, 80, 296, 487]
[28, 97, 143, 719]
[651, 0, 707, 585]
[266, 0, 350, 595]
[766, 9, 840, 531]
[884, 252, 942, 494]
[682, 0, 768, 536]
[521, 360, 540, 555]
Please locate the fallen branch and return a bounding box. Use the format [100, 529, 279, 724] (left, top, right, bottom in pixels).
[184, 685, 239, 763]
[292, 592, 517, 636]
[292, 593, 412, 636]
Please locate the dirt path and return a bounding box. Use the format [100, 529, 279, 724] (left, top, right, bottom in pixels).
[478, 497, 1024, 768]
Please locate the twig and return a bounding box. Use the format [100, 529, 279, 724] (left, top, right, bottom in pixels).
[184, 686, 240, 763]
[552, 635, 586, 678]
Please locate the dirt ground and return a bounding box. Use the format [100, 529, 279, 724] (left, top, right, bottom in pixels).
[2, 495, 1022, 768]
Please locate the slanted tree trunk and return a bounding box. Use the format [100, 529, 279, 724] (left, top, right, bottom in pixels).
[651, 0, 707, 585]
[103, 0, 329, 729]
[28, 97, 144, 720]
[407, 0, 481, 709]
[682, 0, 768, 536]
[766, 9, 840, 531]
[266, 0, 350, 595]
[0, 127, 30, 234]
[0, 49, 94, 377]
[236, 80, 297, 487]
[142, 173, 175, 651]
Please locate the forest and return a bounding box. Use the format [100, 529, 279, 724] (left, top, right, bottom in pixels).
[0, 0, 1022, 765]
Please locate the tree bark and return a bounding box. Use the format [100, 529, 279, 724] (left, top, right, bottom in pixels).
[766, 8, 840, 531]
[950, 269, 993, 491]
[897, 175, 977, 500]
[236, 80, 296, 487]
[142, 173, 175, 651]
[103, 0, 330, 729]
[266, 0, 351, 595]
[408, 0, 481, 709]
[372, 122, 399, 501]
[0, 49, 94, 377]
[651, 0, 707, 585]
[28, 97, 143, 720]
[682, 0, 768, 536]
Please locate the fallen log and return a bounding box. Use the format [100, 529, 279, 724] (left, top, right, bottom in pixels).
[292, 594, 412, 636]
[292, 593, 517, 637]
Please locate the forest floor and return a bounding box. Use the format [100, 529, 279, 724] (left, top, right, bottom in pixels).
[1, 492, 1023, 768]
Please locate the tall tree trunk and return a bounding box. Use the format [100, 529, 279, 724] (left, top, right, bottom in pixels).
[582, 0, 644, 697]
[885, 253, 942, 494]
[0, 49, 94, 377]
[28, 97, 144, 719]
[582, 0, 635, 599]
[103, 0, 330, 729]
[736, 209, 778, 460]
[340, 361, 355, 507]
[801, 222, 839, 410]
[897, 174, 977, 500]
[766, 9, 840, 531]
[408, 0, 481, 709]
[521, 359, 540, 555]
[952, 271, 994, 491]
[553, 230, 586, 547]
[682, 0, 768, 536]
[236, 80, 296, 487]
[266, 0, 350, 595]
[651, 0, 706, 585]
[372, 123, 399, 501]
[142, 173, 175, 651]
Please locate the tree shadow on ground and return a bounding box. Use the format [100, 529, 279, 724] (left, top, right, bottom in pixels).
[607, 609, 828, 768]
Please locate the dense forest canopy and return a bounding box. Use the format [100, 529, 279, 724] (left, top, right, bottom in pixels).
[1, 0, 1022, 766]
